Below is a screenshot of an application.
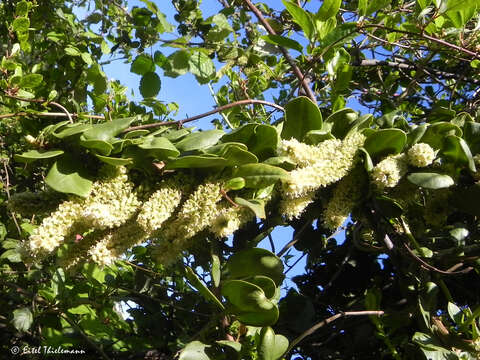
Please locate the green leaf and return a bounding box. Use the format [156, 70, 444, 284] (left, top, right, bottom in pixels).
[260, 35, 303, 53]
[407, 124, 427, 147]
[184, 267, 225, 310]
[211, 254, 221, 288]
[366, 0, 391, 15]
[175, 130, 225, 152]
[45, 156, 92, 197]
[12, 17, 30, 33]
[82, 117, 137, 141]
[216, 340, 242, 353]
[222, 280, 279, 326]
[179, 341, 211, 360]
[95, 154, 133, 166]
[407, 172, 454, 189]
[282, 97, 323, 141]
[188, 51, 215, 84]
[320, 22, 357, 49]
[248, 276, 277, 299]
[448, 302, 464, 325]
[12, 308, 33, 332]
[138, 136, 180, 159]
[464, 121, 480, 154]
[15, 1, 29, 17]
[442, 135, 476, 172]
[258, 327, 289, 360]
[166, 155, 228, 169]
[420, 122, 462, 149]
[233, 163, 289, 189]
[131, 54, 155, 75]
[225, 177, 246, 190]
[0, 223, 6, 241]
[317, 0, 342, 20]
[0, 248, 22, 262]
[364, 129, 407, 159]
[225, 248, 284, 285]
[52, 123, 92, 139]
[235, 197, 265, 219]
[140, 72, 161, 98]
[282, 0, 315, 40]
[221, 124, 279, 160]
[79, 138, 113, 156]
[19, 73, 43, 88]
[325, 108, 357, 138]
[15, 149, 64, 163]
[64, 46, 81, 56]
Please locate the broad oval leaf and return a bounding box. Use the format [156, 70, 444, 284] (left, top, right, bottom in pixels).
[188, 50, 216, 84]
[12, 307, 33, 332]
[20, 73, 43, 88]
[282, 0, 315, 40]
[247, 275, 277, 299]
[82, 117, 137, 141]
[407, 172, 454, 189]
[225, 248, 284, 285]
[166, 155, 228, 169]
[420, 122, 462, 149]
[325, 108, 357, 138]
[79, 138, 113, 156]
[221, 124, 278, 160]
[175, 130, 225, 152]
[179, 341, 211, 360]
[95, 154, 133, 166]
[130, 54, 155, 75]
[442, 135, 476, 172]
[138, 136, 180, 159]
[233, 163, 289, 189]
[235, 197, 265, 219]
[317, 0, 342, 21]
[258, 326, 289, 360]
[140, 72, 161, 98]
[364, 128, 407, 159]
[53, 123, 92, 138]
[15, 149, 64, 163]
[282, 97, 322, 142]
[45, 156, 92, 197]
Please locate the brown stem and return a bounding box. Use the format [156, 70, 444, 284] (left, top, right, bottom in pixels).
[403, 243, 473, 275]
[286, 310, 385, 355]
[243, 0, 316, 102]
[361, 24, 480, 59]
[2, 93, 74, 123]
[123, 99, 284, 133]
[0, 112, 105, 120]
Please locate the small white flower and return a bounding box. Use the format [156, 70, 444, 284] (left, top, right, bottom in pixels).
[407, 143, 435, 167]
[371, 154, 408, 189]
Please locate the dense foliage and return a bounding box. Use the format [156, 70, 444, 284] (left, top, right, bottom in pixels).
[2, 0, 480, 359]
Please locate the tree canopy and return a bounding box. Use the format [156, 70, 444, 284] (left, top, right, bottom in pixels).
[2, 0, 480, 359]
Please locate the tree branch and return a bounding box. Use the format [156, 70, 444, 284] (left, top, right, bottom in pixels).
[0, 112, 104, 120]
[286, 310, 385, 355]
[243, 0, 316, 102]
[124, 99, 284, 132]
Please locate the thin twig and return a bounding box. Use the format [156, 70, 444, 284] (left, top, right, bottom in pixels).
[1, 160, 22, 236]
[267, 233, 275, 253]
[403, 243, 473, 275]
[2, 92, 74, 123]
[276, 221, 311, 257]
[284, 252, 306, 275]
[124, 99, 284, 133]
[0, 112, 105, 120]
[285, 310, 385, 355]
[243, 0, 316, 102]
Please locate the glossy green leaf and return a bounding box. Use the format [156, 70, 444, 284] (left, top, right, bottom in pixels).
[95, 154, 133, 166]
[225, 248, 284, 285]
[233, 163, 289, 189]
[12, 308, 33, 332]
[262, 156, 296, 171]
[53, 123, 92, 138]
[248, 276, 277, 299]
[261, 35, 303, 52]
[321, 22, 357, 49]
[82, 117, 137, 141]
[131, 54, 155, 75]
[282, 0, 315, 40]
[221, 124, 278, 160]
[15, 1, 29, 17]
[175, 130, 225, 152]
[235, 197, 265, 219]
[45, 156, 92, 197]
[216, 340, 242, 353]
[407, 124, 427, 147]
[282, 97, 322, 141]
[221, 280, 279, 326]
[140, 72, 161, 98]
[185, 266, 224, 310]
[19, 73, 43, 88]
[420, 122, 462, 149]
[364, 129, 407, 159]
[442, 135, 476, 172]
[211, 254, 221, 288]
[258, 327, 289, 360]
[224, 177, 245, 190]
[448, 302, 464, 325]
[325, 108, 357, 138]
[179, 341, 211, 360]
[138, 136, 180, 159]
[15, 149, 64, 163]
[188, 51, 215, 84]
[166, 155, 227, 169]
[79, 138, 113, 156]
[317, 0, 342, 20]
[407, 172, 454, 189]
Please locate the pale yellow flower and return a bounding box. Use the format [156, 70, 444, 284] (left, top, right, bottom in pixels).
[371, 154, 408, 189]
[407, 143, 435, 167]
